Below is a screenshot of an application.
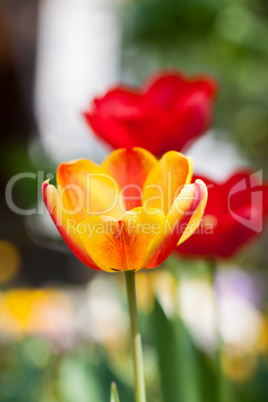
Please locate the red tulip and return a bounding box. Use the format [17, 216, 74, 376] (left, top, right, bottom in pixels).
[176, 170, 268, 259]
[84, 71, 217, 156]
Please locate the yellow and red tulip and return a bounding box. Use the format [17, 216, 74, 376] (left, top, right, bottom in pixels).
[42, 147, 207, 272]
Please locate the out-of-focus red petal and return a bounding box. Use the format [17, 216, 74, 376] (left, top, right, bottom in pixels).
[144, 71, 217, 108]
[177, 171, 268, 259]
[83, 70, 218, 156]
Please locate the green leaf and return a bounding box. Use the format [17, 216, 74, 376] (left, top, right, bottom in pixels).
[173, 314, 201, 402]
[110, 382, 120, 402]
[151, 297, 202, 402]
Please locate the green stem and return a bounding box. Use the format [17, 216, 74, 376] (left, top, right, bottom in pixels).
[209, 260, 233, 402]
[124, 270, 146, 402]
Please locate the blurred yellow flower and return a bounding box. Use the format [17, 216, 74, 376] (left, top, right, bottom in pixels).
[0, 288, 73, 340]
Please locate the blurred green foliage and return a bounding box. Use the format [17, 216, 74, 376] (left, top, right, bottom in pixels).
[122, 0, 268, 171]
[150, 294, 268, 402]
[2, 284, 268, 402]
[0, 339, 135, 402]
[1, 260, 268, 402]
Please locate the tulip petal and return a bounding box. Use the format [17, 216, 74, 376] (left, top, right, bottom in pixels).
[77, 207, 165, 272]
[84, 88, 144, 150]
[93, 88, 142, 118]
[177, 171, 268, 258]
[101, 148, 157, 210]
[84, 72, 217, 155]
[57, 159, 125, 220]
[42, 180, 100, 270]
[144, 72, 217, 108]
[176, 180, 208, 245]
[143, 151, 193, 214]
[144, 179, 207, 268]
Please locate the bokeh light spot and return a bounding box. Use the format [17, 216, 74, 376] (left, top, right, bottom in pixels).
[0, 240, 21, 283]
